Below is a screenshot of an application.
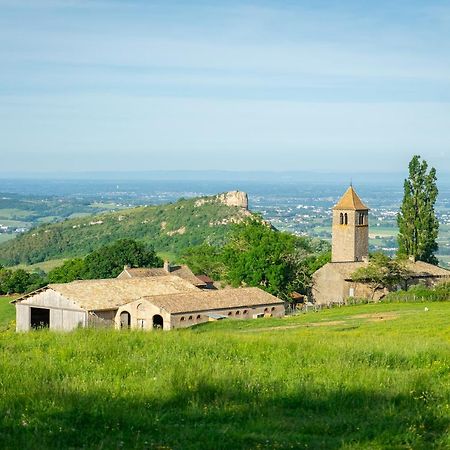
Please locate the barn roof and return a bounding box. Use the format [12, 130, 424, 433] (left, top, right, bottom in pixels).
[141, 287, 284, 314]
[14, 276, 199, 311]
[333, 186, 369, 211]
[317, 260, 450, 281]
[119, 265, 207, 287]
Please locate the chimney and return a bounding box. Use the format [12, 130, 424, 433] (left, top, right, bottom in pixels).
[164, 260, 171, 273]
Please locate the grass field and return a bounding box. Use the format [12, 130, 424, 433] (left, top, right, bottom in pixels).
[0, 234, 16, 244]
[11, 258, 67, 273]
[0, 296, 15, 330]
[0, 302, 449, 449]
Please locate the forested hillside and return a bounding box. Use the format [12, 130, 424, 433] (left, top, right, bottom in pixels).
[0, 194, 252, 265]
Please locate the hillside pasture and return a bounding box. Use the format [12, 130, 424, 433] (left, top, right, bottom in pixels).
[0, 303, 449, 449]
[0, 296, 15, 330]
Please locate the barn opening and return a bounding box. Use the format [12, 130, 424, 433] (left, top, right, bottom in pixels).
[153, 314, 163, 329]
[120, 311, 131, 328]
[30, 307, 50, 329]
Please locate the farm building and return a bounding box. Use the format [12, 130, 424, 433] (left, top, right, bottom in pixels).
[12, 276, 284, 332]
[117, 261, 208, 288]
[312, 186, 450, 305]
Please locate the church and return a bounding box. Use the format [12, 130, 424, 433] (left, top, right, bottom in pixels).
[312, 186, 450, 305]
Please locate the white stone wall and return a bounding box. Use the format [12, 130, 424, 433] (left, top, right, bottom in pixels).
[16, 289, 87, 332]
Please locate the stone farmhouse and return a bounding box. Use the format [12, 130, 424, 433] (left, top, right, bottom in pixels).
[13, 274, 284, 332]
[118, 261, 209, 289]
[312, 186, 450, 305]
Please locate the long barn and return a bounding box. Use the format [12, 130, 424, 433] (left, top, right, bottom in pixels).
[12, 276, 284, 331]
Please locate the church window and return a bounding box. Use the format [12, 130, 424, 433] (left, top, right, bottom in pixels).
[344, 213, 348, 225]
[339, 213, 344, 225]
[358, 213, 365, 225]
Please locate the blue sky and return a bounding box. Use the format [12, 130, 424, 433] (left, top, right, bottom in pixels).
[1, 0, 450, 173]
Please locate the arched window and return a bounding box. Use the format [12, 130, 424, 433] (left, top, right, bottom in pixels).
[344, 213, 348, 225]
[235, 310, 240, 315]
[271, 307, 275, 311]
[228, 311, 232, 316]
[180, 316, 185, 321]
[243, 310, 248, 315]
[339, 213, 344, 225]
[188, 316, 193, 321]
[196, 315, 201, 320]
[358, 213, 365, 225]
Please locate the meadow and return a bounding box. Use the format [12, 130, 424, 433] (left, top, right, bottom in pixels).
[0, 302, 449, 449]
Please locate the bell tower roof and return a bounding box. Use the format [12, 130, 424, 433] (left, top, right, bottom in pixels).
[333, 186, 369, 211]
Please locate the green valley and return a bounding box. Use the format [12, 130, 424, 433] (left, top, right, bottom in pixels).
[0, 194, 251, 266]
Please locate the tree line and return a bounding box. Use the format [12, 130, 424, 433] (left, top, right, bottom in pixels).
[0, 239, 162, 295]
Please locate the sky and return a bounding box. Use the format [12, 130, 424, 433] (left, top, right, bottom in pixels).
[1, 0, 450, 174]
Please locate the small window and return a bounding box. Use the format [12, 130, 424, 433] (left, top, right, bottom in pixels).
[243, 310, 248, 314]
[358, 213, 365, 225]
[271, 307, 275, 311]
[228, 311, 232, 316]
[264, 308, 269, 312]
[236, 310, 240, 315]
[196, 315, 201, 320]
[339, 213, 344, 225]
[344, 213, 348, 225]
[180, 316, 185, 321]
[188, 316, 193, 321]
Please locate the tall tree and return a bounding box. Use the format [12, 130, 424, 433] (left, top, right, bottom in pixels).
[397, 155, 439, 265]
[351, 253, 410, 299]
[83, 239, 163, 279]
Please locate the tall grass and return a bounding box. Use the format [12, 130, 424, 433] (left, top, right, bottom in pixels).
[384, 282, 450, 303]
[0, 303, 449, 449]
[0, 296, 15, 331]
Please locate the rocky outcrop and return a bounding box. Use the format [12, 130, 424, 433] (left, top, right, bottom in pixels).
[217, 191, 248, 209]
[194, 191, 249, 210]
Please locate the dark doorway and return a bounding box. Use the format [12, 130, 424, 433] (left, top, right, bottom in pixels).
[120, 311, 131, 329]
[153, 314, 163, 329]
[30, 307, 50, 329]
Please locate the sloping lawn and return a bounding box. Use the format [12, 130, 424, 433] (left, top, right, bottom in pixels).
[0, 296, 15, 331]
[0, 302, 449, 449]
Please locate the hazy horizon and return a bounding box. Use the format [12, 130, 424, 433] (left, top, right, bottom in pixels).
[1, 1, 450, 173]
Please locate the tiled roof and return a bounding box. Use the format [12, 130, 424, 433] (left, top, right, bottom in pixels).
[142, 287, 284, 314]
[120, 265, 207, 287]
[333, 186, 369, 211]
[15, 276, 200, 311]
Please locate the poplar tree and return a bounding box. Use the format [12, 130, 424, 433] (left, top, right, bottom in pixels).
[397, 155, 439, 264]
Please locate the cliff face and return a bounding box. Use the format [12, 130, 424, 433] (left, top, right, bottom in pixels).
[195, 191, 249, 210]
[217, 191, 248, 210]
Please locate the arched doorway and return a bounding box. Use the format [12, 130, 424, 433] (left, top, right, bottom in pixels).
[120, 311, 131, 329]
[153, 314, 163, 330]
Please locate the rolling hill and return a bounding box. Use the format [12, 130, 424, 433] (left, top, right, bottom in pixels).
[0, 191, 253, 266]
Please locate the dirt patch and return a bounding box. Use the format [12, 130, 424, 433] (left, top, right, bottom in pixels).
[241, 320, 346, 332]
[352, 312, 398, 322]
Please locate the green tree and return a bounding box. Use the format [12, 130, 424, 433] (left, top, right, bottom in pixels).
[351, 253, 409, 299]
[83, 239, 163, 279]
[48, 258, 86, 283]
[0, 268, 46, 294]
[221, 220, 300, 298]
[180, 243, 226, 280]
[397, 155, 439, 264]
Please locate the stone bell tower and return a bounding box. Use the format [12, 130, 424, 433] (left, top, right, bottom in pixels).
[331, 186, 369, 263]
